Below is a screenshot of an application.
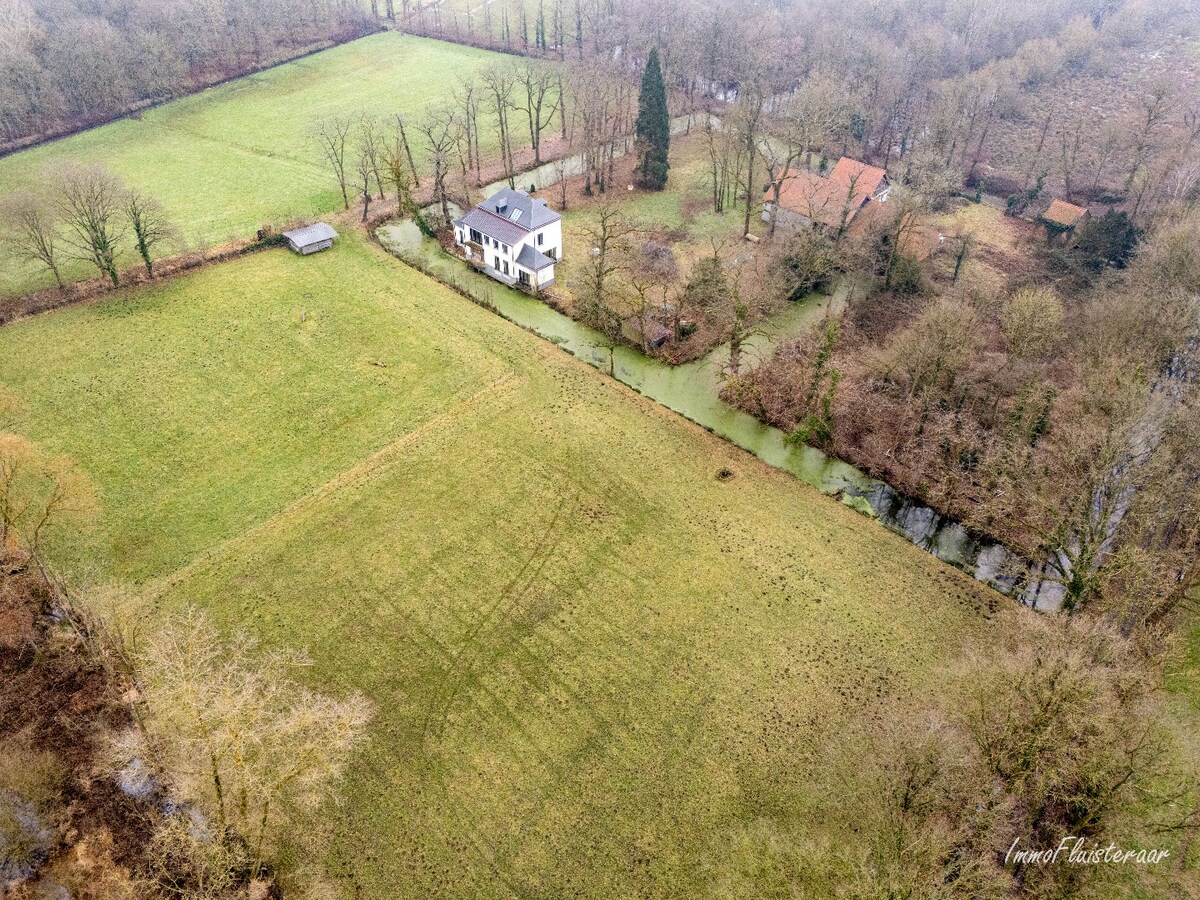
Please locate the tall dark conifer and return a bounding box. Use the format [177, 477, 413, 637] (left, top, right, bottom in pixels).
[635, 48, 670, 190]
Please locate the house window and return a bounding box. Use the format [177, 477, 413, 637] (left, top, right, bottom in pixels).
[519, 270, 530, 286]
[502, 261, 509, 275]
[537, 233, 544, 246]
[546, 247, 557, 260]
[469, 228, 483, 244]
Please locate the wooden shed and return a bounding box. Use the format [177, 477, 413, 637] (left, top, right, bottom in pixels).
[283, 223, 338, 255]
[1041, 200, 1088, 231]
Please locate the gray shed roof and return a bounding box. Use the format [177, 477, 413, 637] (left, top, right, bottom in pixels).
[515, 244, 557, 272]
[283, 223, 338, 246]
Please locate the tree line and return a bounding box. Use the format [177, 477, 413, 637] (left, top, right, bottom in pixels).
[5, 166, 175, 290]
[0, 0, 374, 149]
[412, 0, 1198, 224]
[310, 58, 571, 226]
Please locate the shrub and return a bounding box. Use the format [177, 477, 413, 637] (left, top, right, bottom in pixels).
[889, 254, 927, 295]
[1073, 209, 1140, 271]
[1001, 286, 1064, 359]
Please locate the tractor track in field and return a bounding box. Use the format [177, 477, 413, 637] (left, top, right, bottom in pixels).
[419, 490, 577, 748]
[137, 118, 330, 175]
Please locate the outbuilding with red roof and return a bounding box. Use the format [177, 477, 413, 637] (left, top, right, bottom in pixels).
[763, 157, 890, 233]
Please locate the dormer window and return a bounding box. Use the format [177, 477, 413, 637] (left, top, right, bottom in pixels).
[510, 209, 522, 222]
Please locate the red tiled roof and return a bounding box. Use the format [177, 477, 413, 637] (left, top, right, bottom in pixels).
[830, 157, 888, 201]
[1042, 199, 1087, 228]
[765, 157, 888, 229]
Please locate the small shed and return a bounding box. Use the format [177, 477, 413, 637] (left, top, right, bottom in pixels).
[1041, 200, 1088, 231]
[622, 316, 672, 350]
[283, 223, 338, 255]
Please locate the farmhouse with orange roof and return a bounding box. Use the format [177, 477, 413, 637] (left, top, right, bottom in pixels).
[763, 157, 891, 233]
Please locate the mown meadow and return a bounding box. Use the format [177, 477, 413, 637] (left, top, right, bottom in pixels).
[0, 233, 1002, 896]
[0, 32, 505, 299]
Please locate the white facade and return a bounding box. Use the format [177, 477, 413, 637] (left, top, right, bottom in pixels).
[453, 189, 563, 292]
[455, 220, 562, 287]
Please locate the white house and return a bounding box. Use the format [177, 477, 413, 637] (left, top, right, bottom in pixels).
[452, 188, 562, 292]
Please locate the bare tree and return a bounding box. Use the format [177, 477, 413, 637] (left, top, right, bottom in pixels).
[1058, 119, 1085, 203]
[732, 79, 768, 238]
[137, 610, 372, 874]
[569, 58, 618, 194]
[516, 61, 561, 166]
[624, 241, 679, 353]
[357, 115, 388, 200]
[56, 165, 125, 287]
[481, 63, 519, 183]
[5, 194, 65, 289]
[1125, 81, 1173, 192]
[311, 116, 355, 210]
[878, 187, 929, 289]
[416, 104, 461, 226]
[576, 202, 640, 335]
[552, 155, 570, 210]
[356, 146, 374, 223]
[383, 124, 418, 216]
[124, 190, 172, 278]
[392, 115, 420, 190]
[0, 432, 96, 569]
[454, 77, 484, 184]
[703, 116, 741, 214]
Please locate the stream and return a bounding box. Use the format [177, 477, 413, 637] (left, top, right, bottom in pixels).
[378, 221, 1057, 609]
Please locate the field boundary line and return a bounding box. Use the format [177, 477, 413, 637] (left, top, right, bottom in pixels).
[141, 371, 523, 601]
[0, 28, 384, 160]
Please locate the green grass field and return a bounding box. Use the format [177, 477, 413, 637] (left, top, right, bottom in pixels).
[560, 130, 748, 249]
[0, 32, 505, 300]
[0, 235, 998, 896]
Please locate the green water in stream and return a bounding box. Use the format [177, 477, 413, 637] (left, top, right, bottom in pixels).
[377, 222, 1038, 603]
[377, 222, 867, 496]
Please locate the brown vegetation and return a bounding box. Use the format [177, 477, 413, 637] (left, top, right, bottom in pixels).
[791, 614, 1196, 897]
[726, 199, 1200, 619]
[1, 558, 157, 897]
[0, 0, 376, 151]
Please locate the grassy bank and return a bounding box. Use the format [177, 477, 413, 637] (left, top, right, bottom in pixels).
[0, 235, 999, 895]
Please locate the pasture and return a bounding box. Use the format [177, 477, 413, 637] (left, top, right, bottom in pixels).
[0, 32, 504, 299]
[0, 233, 1000, 896]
